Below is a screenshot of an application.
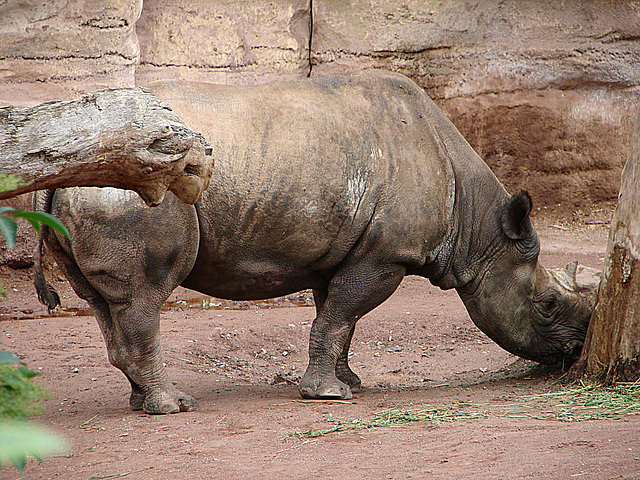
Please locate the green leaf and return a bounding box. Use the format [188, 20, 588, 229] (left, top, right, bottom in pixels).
[10, 454, 26, 474]
[16, 366, 39, 379]
[0, 206, 15, 216]
[0, 422, 66, 472]
[0, 362, 48, 419]
[0, 284, 6, 298]
[0, 217, 18, 248]
[11, 211, 70, 238]
[0, 352, 21, 365]
[21, 217, 40, 234]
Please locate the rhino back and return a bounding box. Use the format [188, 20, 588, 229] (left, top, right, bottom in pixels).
[150, 71, 454, 299]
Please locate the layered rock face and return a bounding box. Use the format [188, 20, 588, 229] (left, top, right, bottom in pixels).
[1, 0, 639, 210]
[311, 1, 640, 208]
[0, 0, 142, 106]
[135, 0, 312, 86]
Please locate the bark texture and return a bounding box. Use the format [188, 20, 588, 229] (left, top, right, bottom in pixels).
[572, 105, 640, 382]
[0, 88, 214, 206]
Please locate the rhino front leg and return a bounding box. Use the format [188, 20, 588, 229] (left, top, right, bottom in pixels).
[312, 289, 361, 392]
[299, 313, 353, 399]
[299, 262, 405, 399]
[335, 325, 361, 393]
[103, 301, 196, 415]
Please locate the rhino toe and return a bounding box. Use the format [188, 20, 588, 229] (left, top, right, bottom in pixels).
[299, 374, 353, 400]
[177, 393, 197, 412]
[142, 390, 197, 415]
[336, 369, 362, 393]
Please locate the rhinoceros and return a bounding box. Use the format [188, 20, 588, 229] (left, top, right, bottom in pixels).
[34, 70, 598, 414]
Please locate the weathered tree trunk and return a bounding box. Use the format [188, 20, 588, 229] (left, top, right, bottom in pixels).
[571, 104, 640, 383]
[0, 88, 214, 206]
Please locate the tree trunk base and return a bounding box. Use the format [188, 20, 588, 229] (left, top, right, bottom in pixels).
[570, 233, 640, 384]
[571, 354, 640, 385]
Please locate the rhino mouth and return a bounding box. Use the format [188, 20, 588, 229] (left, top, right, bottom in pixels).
[562, 339, 584, 364]
[526, 335, 585, 366]
[534, 339, 584, 366]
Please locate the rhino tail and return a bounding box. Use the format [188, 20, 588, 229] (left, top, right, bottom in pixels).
[33, 190, 61, 312]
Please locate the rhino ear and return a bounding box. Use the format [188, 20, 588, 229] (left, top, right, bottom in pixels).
[501, 191, 534, 240]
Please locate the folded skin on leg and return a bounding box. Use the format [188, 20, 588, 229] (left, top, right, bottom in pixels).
[106, 301, 197, 414]
[299, 261, 406, 399]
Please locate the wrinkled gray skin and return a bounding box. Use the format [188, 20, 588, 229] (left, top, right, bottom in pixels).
[34, 70, 598, 415]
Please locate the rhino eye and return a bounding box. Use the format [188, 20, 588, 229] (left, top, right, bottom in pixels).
[533, 289, 561, 324]
[542, 296, 557, 310]
[535, 289, 559, 307]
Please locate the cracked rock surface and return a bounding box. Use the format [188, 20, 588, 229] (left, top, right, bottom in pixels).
[0, 1, 638, 222]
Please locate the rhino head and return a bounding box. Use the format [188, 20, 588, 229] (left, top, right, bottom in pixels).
[455, 192, 600, 365]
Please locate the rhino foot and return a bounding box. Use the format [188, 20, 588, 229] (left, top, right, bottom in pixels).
[299, 373, 353, 400]
[336, 369, 362, 394]
[130, 389, 197, 415]
[130, 391, 145, 411]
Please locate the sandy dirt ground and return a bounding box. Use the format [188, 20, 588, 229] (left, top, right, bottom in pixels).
[1, 213, 639, 480]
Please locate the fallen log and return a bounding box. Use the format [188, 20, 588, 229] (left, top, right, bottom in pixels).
[0, 88, 214, 206]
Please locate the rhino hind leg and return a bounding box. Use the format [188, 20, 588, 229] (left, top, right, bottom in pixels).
[100, 299, 197, 415]
[126, 371, 193, 414]
[48, 237, 196, 414]
[79, 278, 196, 414]
[128, 379, 145, 411]
[299, 262, 405, 399]
[87, 300, 174, 413]
[99, 299, 196, 414]
[128, 385, 196, 414]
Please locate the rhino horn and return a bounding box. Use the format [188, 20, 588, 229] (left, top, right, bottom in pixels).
[575, 265, 601, 291]
[575, 264, 602, 310]
[550, 260, 579, 291]
[551, 260, 601, 293]
[564, 260, 578, 284]
[550, 260, 601, 311]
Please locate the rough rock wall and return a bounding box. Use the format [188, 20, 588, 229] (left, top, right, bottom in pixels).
[135, 0, 311, 86]
[0, 0, 142, 106]
[1, 0, 639, 211]
[311, 0, 640, 209]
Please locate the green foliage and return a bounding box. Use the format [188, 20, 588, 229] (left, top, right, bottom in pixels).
[515, 380, 640, 422]
[291, 406, 487, 438]
[0, 351, 20, 365]
[0, 206, 70, 249]
[79, 414, 104, 431]
[290, 382, 640, 439]
[0, 176, 70, 472]
[0, 204, 70, 297]
[0, 422, 65, 474]
[0, 173, 70, 255]
[0, 353, 47, 419]
[0, 352, 65, 473]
